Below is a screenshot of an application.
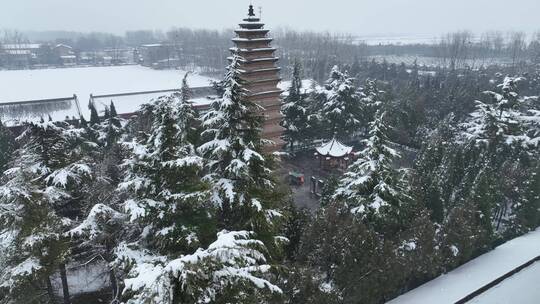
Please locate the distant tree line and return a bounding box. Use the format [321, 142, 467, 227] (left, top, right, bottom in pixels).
[3, 27, 540, 79]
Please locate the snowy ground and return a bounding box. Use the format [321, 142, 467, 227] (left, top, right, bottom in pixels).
[0, 66, 312, 125]
[0, 66, 216, 125]
[387, 229, 540, 304]
[0, 65, 214, 103]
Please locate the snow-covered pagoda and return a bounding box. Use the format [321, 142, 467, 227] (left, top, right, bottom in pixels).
[230, 5, 285, 151]
[315, 138, 354, 170]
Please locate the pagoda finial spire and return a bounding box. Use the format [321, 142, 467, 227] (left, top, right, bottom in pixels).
[248, 4, 255, 17]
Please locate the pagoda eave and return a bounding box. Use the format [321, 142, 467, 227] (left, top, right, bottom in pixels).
[230, 47, 277, 53]
[238, 22, 265, 27]
[235, 29, 270, 34]
[227, 56, 279, 63]
[241, 67, 281, 74]
[243, 77, 282, 84]
[232, 37, 273, 43]
[249, 90, 284, 97]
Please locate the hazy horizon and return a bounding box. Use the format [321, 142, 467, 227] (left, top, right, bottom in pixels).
[3, 0, 539, 37]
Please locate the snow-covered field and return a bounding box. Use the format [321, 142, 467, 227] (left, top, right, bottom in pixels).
[0, 66, 309, 125]
[387, 229, 540, 304]
[0, 65, 214, 103]
[0, 66, 216, 125]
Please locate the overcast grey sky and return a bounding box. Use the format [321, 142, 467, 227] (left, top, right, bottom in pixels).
[3, 0, 539, 36]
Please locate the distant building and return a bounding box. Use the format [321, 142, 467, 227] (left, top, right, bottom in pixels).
[1, 49, 32, 68]
[53, 44, 74, 57]
[60, 55, 77, 66]
[139, 44, 177, 68]
[103, 48, 134, 65]
[53, 44, 77, 66]
[1, 43, 42, 68]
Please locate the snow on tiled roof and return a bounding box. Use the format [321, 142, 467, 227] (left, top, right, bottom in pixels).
[55, 44, 73, 49]
[316, 138, 353, 158]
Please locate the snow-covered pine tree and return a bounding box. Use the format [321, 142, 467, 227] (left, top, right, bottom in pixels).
[506, 162, 540, 235]
[459, 76, 540, 236]
[281, 60, 309, 150]
[174, 72, 200, 144]
[360, 79, 385, 134]
[0, 145, 66, 303]
[0, 121, 93, 303]
[317, 65, 362, 140]
[0, 119, 15, 171]
[67, 102, 128, 301]
[103, 101, 123, 148]
[199, 55, 285, 235]
[96, 86, 207, 302]
[88, 100, 100, 125]
[102, 69, 284, 303]
[413, 114, 460, 223]
[110, 100, 119, 121]
[334, 109, 411, 233]
[463, 76, 526, 148]
[118, 83, 208, 256]
[197, 55, 286, 300]
[117, 230, 282, 304]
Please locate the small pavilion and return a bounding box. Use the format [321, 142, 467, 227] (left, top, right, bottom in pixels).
[315, 138, 354, 171]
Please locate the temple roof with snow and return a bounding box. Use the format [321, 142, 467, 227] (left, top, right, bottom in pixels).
[316, 138, 353, 158]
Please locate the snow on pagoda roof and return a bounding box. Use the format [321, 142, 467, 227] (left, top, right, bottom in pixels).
[316, 138, 353, 158]
[232, 37, 273, 42]
[229, 47, 276, 53]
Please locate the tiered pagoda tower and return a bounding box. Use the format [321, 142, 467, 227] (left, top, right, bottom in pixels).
[230, 5, 285, 151]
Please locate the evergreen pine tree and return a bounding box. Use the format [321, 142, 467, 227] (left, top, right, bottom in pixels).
[463, 76, 526, 147]
[281, 60, 310, 150]
[89, 100, 100, 125]
[360, 79, 385, 134]
[104, 69, 284, 303]
[119, 92, 208, 255]
[110, 100, 118, 118]
[334, 109, 411, 233]
[104, 102, 123, 148]
[505, 162, 540, 236]
[0, 121, 93, 303]
[196, 55, 286, 300]
[104, 106, 111, 120]
[0, 146, 66, 303]
[199, 55, 285, 235]
[0, 119, 15, 172]
[317, 65, 362, 140]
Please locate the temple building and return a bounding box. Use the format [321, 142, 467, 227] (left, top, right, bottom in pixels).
[230, 5, 285, 151]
